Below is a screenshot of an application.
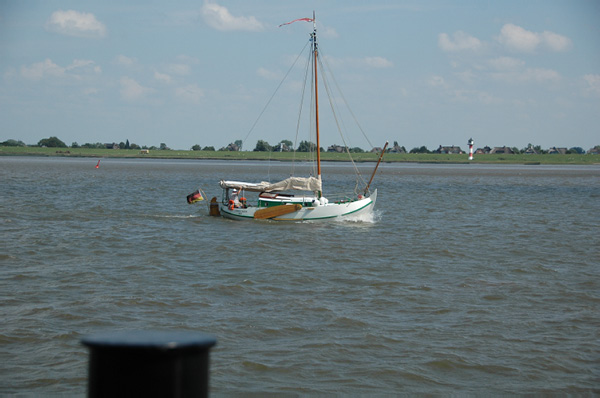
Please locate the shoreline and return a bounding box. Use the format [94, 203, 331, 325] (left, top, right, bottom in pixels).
[1, 146, 598, 165]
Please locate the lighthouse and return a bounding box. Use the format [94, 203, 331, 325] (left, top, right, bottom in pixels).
[468, 138, 474, 160]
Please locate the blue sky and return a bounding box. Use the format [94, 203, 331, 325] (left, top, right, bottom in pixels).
[1, 0, 599, 151]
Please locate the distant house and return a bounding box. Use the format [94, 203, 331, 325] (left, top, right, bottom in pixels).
[434, 145, 463, 154]
[105, 143, 119, 149]
[475, 146, 491, 154]
[548, 147, 567, 154]
[225, 143, 240, 151]
[490, 146, 514, 154]
[388, 144, 406, 153]
[523, 146, 538, 154]
[587, 146, 600, 155]
[273, 143, 291, 152]
[370, 147, 384, 153]
[327, 144, 347, 153]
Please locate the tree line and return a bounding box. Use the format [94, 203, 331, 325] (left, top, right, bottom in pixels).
[1, 137, 597, 155]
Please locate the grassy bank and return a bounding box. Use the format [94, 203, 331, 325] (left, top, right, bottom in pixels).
[1, 146, 598, 165]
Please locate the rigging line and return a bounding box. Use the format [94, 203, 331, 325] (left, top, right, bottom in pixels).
[242, 40, 311, 147]
[319, 47, 374, 149]
[317, 54, 368, 187]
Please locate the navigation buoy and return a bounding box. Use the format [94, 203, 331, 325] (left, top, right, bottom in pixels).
[468, 138, 474, 161]
[95, 160, 101, 169]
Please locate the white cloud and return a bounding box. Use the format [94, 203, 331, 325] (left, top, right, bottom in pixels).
[120, 77, 153, 101]
[438, 31, 482, 52]
[21, 59, 65, 80]
[497, 23, 570, 52]
[491, 67, 560, 83]
[452, 89, 499, 104]
[325, 56, 393, 69]
[321, 26, 339, 39]
[154, 71, 172, 84]
[115, 55, 136, 67]
[364, 57, 393, 68]
[429, 75, 448, 88]
[46, 10, 106, 38]
[175, 84, 204, 103]
[526, 68, 561, 82]
[20, 58, 101, 81]
[488, 56, 525, 71]
[66, 59, 92, 70]
[201, 1, 263, 32]
[165, 63, 191, 76]
[583, 74, 600, 96]
[541, 31, 571, 52]
[257, 67, 283, 81]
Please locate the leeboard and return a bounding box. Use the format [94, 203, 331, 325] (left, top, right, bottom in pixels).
[253, 204, 302, 219]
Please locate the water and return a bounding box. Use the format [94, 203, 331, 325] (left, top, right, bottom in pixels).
[1, 157, 599, 395]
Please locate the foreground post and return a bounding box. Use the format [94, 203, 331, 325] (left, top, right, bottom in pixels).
[82, 330, 217, 398]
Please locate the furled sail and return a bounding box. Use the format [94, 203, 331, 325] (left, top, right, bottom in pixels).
[220, 176, 321, 192]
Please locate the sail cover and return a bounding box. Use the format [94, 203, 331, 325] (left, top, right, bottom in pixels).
[220, 176, 321, 192]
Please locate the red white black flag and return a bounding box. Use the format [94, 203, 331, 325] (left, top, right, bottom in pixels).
[278, 17, 313, 28]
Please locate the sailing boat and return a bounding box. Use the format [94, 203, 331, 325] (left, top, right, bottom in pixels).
[217, 14, 384, 221]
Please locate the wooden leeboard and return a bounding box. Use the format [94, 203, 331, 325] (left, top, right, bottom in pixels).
[254, 204, 302, 219]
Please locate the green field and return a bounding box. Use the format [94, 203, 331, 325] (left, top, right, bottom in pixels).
[1, 146, 598, 165]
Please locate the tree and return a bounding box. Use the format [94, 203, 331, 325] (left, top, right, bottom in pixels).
[234, 140, 243, 151]
[349, 147, 364, 153]
[82, 142, 104, 149]
[569, 147, 584, 154]
[203, 146, 215, 151]
[297, 140, 317, 152]
[38, 136, 67, 148]
[159, 143, 168, 150]
[409, 146, 429, 154]
[130, 143, 140, 150]
[191, 144, 202, 151]
[125, 139, 130, 149]
[71, 142, 80, 148]
[1, 139, 26, 147]
[119, 141, 126, 149]
[254, 140, 272, 152]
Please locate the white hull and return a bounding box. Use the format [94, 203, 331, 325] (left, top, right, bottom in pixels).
[220, 190, 377, 221]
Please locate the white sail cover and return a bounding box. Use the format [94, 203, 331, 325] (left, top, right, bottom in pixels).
[220, 176, 321, 192]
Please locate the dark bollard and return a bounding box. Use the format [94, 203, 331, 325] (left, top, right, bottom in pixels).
[81, 330, 217, 398]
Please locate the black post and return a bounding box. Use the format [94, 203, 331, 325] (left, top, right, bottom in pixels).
[82, 330, 217, 398]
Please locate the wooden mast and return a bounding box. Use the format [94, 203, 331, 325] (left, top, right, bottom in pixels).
[311, 12, 322, 197]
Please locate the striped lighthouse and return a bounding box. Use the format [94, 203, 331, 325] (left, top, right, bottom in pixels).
[468, 138, 474, 160]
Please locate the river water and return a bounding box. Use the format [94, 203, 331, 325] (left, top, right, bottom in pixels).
[1, 157, 598, 395]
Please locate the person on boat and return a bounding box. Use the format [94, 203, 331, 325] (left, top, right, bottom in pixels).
[230, 189, 241, 208]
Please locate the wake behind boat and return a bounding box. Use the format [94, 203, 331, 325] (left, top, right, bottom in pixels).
[190, 13, 385, 222]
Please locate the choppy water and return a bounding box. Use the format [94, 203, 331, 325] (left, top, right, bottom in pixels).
[1, 157, 599, 395]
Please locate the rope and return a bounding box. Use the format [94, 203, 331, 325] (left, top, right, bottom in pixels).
[242, 40, 311, 147]
[317, 53, 368, 191]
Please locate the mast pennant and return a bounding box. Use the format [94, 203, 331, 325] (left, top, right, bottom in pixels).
[278, 17, 313, 28]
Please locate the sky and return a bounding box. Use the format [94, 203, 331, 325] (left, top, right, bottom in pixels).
[1, 0, 599, 151]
